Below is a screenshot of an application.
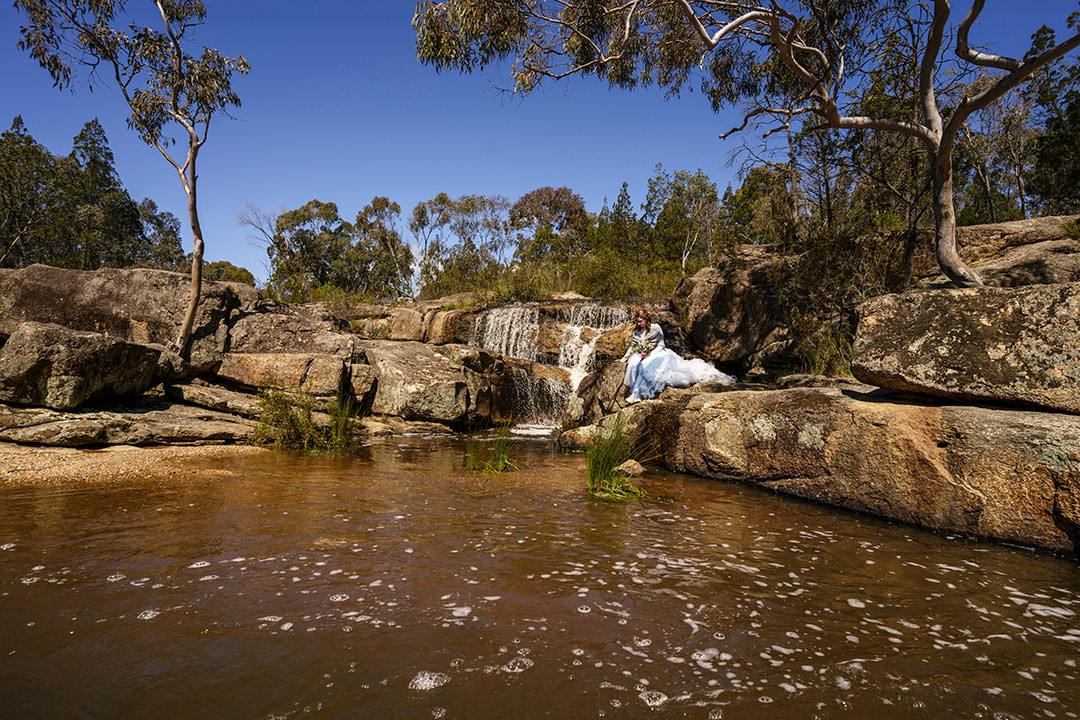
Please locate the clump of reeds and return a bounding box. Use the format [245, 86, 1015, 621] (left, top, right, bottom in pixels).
[465, 421, 519, 473]
[253, 390, 355, 454]
[586, 415, 652, 500]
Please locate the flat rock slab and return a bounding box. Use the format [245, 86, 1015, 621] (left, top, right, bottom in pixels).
[853, 283, 1080, 413]
[657, 386, 1080, 555]
[0, 400, 254, 447]
[164, 380, 263, 419]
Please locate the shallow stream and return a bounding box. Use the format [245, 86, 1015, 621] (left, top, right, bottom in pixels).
[1, 436, 1078, 718]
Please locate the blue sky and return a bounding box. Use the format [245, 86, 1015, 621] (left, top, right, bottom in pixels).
[2, 2, 1077, 282]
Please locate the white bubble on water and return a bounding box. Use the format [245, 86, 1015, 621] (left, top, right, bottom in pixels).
[280, 622, 294, 631]
[577, 605, 591, 614]
[847, 599, 866, 609]
[188, 561, 210, 569]
[431, 708, 447, 719]
[639, 690, 668, 708]
[1, 543, 14, 551]
[137, 609, 160, 620]
[835, 676, 852, 690]
[1026, 604, 1075, 619]
[199, 575, 219, 582]
[330, 594, 349, 603]
[409, 671, 450, 690]
[106, 574, 125, 583]
[501, 656, 534, 673]
[259, 616, 283, 622]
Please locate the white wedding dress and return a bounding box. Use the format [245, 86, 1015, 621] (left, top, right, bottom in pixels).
[630, 347, 735, 399]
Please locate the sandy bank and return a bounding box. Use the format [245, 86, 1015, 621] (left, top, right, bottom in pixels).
[0, 442, 269, 485]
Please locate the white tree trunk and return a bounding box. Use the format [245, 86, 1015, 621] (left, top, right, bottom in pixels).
[932, 150, 983, 286]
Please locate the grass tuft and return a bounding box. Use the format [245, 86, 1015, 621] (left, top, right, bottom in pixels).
[465, 421, 519, 473]
[586, 415, 652, 501]
[253, 389, 355, 454]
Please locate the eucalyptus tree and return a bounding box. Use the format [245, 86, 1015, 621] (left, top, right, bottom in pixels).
[15, 0, 249, 357]
[415, 0, 1080, 287]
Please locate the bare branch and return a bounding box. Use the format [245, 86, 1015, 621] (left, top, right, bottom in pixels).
[956, 0, 1022, 71]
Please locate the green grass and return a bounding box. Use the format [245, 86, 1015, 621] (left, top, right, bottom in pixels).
[586, 415, 652, 501]
[465, 421, 519, 473]
[252, 389, 355, 454]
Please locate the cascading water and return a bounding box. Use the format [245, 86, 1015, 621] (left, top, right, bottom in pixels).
[470, 302, 630, 429]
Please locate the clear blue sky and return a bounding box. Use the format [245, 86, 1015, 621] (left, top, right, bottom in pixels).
[2, 1, 1076, 283]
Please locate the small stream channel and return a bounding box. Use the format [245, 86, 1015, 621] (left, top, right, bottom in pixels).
[1, 435, 1078, 718]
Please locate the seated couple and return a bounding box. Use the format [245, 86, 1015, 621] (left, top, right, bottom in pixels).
[618, 309, 735, 404]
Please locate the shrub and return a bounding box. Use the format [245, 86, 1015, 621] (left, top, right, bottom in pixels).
[252, 390, 355, 454]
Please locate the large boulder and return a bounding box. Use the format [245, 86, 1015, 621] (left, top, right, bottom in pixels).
[852, 283, 1080, 413]
[0, 399, 254, 446]
[913, 215, 1080, 286]
[344, 303, 426, 342]
[360, 340, 469, 425]
[216, 352, 347, 396]
[227, 300, 356, 357]
[653, 386, 1080, 555]
[670, 247, 790, 374]
[0, 264, 254, 372]
[0, 322, 179, 410]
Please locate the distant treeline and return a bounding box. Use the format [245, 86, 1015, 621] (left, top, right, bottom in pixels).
[3, 42, 1077, 372]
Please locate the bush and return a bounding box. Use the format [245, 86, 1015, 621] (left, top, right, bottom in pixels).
[252, 390, 355, 454]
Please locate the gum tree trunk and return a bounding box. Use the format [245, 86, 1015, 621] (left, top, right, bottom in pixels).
[931, 148, 983, 287]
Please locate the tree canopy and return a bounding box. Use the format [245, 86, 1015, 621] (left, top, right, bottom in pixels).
[415, 0, 1080, 286]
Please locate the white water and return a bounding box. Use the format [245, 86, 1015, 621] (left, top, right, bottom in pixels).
[470, 303, 630, 426]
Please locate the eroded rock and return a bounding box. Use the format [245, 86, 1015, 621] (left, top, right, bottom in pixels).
[0, 399, 254, 446]
[0, 322, 175, 410]
[852, 283, 1080, 413]
[0, 264, 253, 372]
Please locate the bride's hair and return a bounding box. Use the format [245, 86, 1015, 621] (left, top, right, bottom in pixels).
[632, 307, 652, 323]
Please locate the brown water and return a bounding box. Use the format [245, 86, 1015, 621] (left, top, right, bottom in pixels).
[1, 436, 1078, 719]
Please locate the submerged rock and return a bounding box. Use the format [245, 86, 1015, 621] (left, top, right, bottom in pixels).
[853, 283, 1080, 413]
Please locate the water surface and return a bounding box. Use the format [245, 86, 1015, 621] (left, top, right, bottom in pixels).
[1, 436, 1078, 718]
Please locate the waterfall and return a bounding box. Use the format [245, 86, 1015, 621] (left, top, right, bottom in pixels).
[470, 306, 540, 362]
[470, 303, 630, 429]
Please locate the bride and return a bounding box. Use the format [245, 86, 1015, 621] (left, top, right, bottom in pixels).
[618, 309, 735, 403]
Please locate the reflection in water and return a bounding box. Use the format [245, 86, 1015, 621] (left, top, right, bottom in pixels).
[1, 436, 1078, 719]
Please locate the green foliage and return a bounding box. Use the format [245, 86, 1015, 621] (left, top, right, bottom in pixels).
[202, 260, 256, 285]
[586, 415, 651, 501]
[465, 422, 519, 473]
[253, 197, 413, 303]
[1064, 219, 1080, 241]
[252, 390, 355, 455]
[0, 116, 184, 270]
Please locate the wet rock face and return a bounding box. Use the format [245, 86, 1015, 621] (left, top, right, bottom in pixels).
[0, 322, 175, 410]
[660, 386, 1080, 555]
[852, 283, 1080, 413]
[0, 264, 254, 372]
